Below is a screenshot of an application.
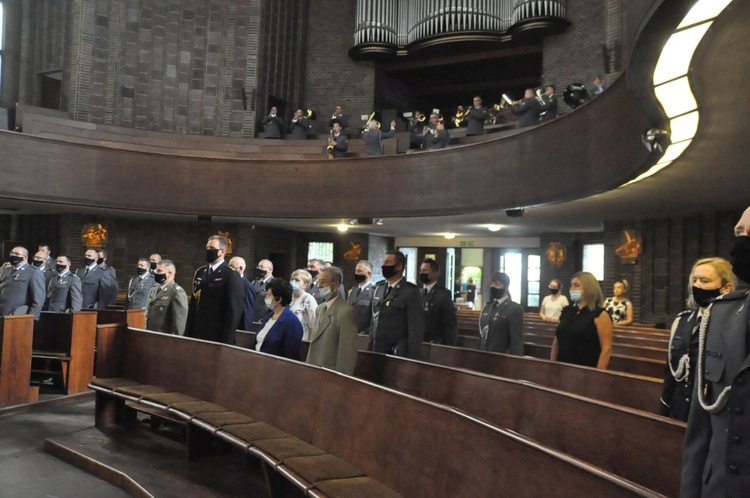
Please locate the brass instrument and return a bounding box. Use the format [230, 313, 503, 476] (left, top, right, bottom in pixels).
[452, 105, 472, 127]
[416, 112, 426, 122]
[362, 111, 381, 133]
[327, 130, 335, 159]
[535, 88, 546, 107]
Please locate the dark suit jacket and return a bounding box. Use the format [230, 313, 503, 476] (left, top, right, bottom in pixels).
[250, 306, 303, 360]
[146, 281, 188, 335]
[252, 276, 273, 323]
[331, 133, 348, 158]
[76, 265, 117, 309]
[186, 261, 245, 344]
[38, 266, 57, 288]
[348, 282, 375, 333]
[422, 284, 458, 345]
[541, 94, 558, 121]
[368, 278, 425, 359]
[262, 115, 285, 138]
[289, 118, 310, 139]
[44, 271, 83, 312]
[511, 97, 543, 128]
[239, 276, 257, 330]
[479, 298, 524, 355]
[307, 297, 359, 374]
[363, 127, 395, 156]
[329, 114, 349, 129]
[422, 126, 449, 149]
[0, 264, 46, 319]
[682, 291, 750, 497]
[466, 106, 488, 136]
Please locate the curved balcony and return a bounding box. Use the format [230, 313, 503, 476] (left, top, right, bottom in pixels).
[508, 0, 570, 38]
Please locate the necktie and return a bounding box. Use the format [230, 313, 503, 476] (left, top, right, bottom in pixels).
[207, 266, 213, 279]
[83, 268, 89, 278]
[422, 287, 427, 298]
[356, 286, 362, 298]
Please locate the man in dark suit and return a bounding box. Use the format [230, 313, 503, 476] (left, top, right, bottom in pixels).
[186, 235, 245, 344]
[540, 85, 559, 122]
[419, 258, 458, 346]
[422, 113, 449, 150]
[511, 88, 543, 128]
[289, 108, 310, 140]
[229, 256, 256, 330]
[368, 250, 425, 359]
[31, 250, 57, 287]
[146, 260, 188, 336]
[329, 121, 348, 158]
[0, 246, 46, 320]
[362, 120, 397, 156]
[348, 260, 375, 334]
[328, 105, 349, 131]
[44, 255, 82, 312]
[466, 96, 488, 136]
[682, 205, 750, 497]
[307, 266, 359, 374]
[76, 248, 117, 309]
[125, 258, 156, 310]
[262, 106, 285, 139]
[252, 258, 274, 322]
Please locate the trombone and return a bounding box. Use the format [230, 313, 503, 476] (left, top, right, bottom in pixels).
[362, 111, 381, 133]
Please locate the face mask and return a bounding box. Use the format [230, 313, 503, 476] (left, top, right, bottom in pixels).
[569, 290, 582, 302]
[97, 257, 104, 265]
[9, 255, 24, 266]
[353, 274, 366, 283]
[292, 281, 301, 294]
[549, 288, 559, 295]
[137, 267, 148, 276]
[206, 248, 220, 263]
[419, 273, 432, 284]
[56, 264, 67, 273]
[319, 285, 333, 300]
[31, 260, 44, 267]
[255, 268, 267, 280]
[381, 265, 397, 279]
[730, 236, 750, 283]
[264, 297, 275, 310]
[692, 286, 722, 308]
[490, 287, 505, 300]
[84, 257, 96, 266]
[150, 262, 158, 270]
[308, 270, 319, 279]
[154, 273, 167, 284]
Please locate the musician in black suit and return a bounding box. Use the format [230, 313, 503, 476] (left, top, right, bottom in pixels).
[289, 108, 310, 140]
[76, 248, 118, 309]
[44, 255, 82, 312]
[329, 121, 348, 158]
[0, 246, 46, 320]
[348, 260, 375, 334]
[422, 113, 449, 150]
[252, 258, 274, 323]
[540, 85, 559, 122]
[124, 258, 156, 310]
[368, 250, 425, 359]
[362, 120, 396, 156]
[229, 256, 257, 330]
[328, 105, 349, 131]
[479, 272, 524, 355]
[511, 88, 543, 128]
[31, 250, 57, 287]
[419, 258, 458, 345]
[186, 235, 245, 344]
[466, 96, 488, 136]
[262, 106, 285, 139]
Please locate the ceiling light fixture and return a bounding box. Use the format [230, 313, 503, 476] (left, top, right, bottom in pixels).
[487, 224, 502, 232]
[443, 233, 456, 239]
[337, 224, 349, 232]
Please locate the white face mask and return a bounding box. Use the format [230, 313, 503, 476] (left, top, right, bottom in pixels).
[319, 285, 333, 300]
[569, 290, 583, 303]
[264, 297, 275, 310]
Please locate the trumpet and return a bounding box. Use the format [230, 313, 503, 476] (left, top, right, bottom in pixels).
[534, 88, 546, 106]
[269, 111, 277, 118]
[452, 105, 471, 127]
[327, 130, 335, 159]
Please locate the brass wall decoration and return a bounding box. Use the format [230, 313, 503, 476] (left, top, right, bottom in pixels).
[218, 230, 233, 254]
[344, 241, 362, 261]
[615, 229, 641, 264]
[82, 224, 108, 247]
[545, 242, 566, 267]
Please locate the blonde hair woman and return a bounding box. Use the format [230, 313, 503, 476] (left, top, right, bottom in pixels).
[289, 269, 318, 341]
[603, 279, 634, 325]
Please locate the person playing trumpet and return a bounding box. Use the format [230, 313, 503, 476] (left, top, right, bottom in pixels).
[540, 85, 558, 122]
[328, 105, 349, 131]
[289, 108, 310, 140]
[422, 113, 449, 150]
[362, 119, 397, 156]
[328, 121, 348, 158]
[262, 106, 285, 139]
[466, 96, 488, 136]
[407, 111, 427, 149]
[511, 89, 543, 128]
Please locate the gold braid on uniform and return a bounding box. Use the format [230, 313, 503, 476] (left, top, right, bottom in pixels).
[697, 301, 733, 413]
[192, 266, 205, 302]
[667, 313, 692, 382]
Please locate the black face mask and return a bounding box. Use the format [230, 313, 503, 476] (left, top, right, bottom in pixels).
[206, 248, 220, 263]
[353, 274, 366, 283]
[308, 270, 319, 279]
[419, 273, 432, 284]
[490, 287, 506, 300]
[692, 286, 723, 308]
[31, 260, 44, 267]
[137, 267, 148, 276]
[97, 257, 104, 265]
[730, 236, 750, 283]
[154, 273, 168, 284]
[84, 257, 96, 266]
[255, 268, 267, 280]
[549, 288, 559, 295]
[381, 265, 398, 279]
[9, 255, 24, 266]
[55, 264, 67, 273]
[150, 262, 158, 270]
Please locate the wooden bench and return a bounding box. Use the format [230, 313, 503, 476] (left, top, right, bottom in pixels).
[234, 329, 310, 360]
[32, 311, 98, 394]
[96, 309, 145, 329]
[90, 327, 654, 496]
[354, 351, 684, 497]
[0, 315, 35, 406]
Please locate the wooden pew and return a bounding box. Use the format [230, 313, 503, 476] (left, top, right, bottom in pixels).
[96, 309, 145, 329]
[234, 329, 310, 360]
[32, 311, 98, 394]
[354, 351, 684, 497]
[0, 315, 35, 406]
[91, 327, 656, 497]
[421, 343, 664, 414]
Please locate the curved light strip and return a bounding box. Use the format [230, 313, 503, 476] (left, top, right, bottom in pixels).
[621, 0, 733, 187]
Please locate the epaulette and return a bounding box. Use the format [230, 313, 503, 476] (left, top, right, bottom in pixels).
[676, 309, 694, 317]
[713, 290, 750, 302]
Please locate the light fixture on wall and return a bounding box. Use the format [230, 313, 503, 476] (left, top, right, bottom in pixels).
[487, 224, 502, 232]
[443, 233, 456, 239]
[337, 224, 349, 232]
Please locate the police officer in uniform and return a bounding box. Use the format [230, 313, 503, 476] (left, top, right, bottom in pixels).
[348, 260, 375, 334]
[0, 246, 46, 320]
[419, 258, 458, 345]
[125, 258, 156, 310]
[145, 259, 188, 336]
[44, 255, 82, 312]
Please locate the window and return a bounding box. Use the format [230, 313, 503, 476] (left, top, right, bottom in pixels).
[0, 2, 4, 92]
[583, 243, 605, 281]
[526, 254, 541, 307]
[499, 252, 522, 302]
[307, 242, 333, 263]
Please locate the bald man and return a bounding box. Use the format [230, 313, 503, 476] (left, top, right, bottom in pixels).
[253, 259, 274, 322]
[229, 256, 257, 330]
